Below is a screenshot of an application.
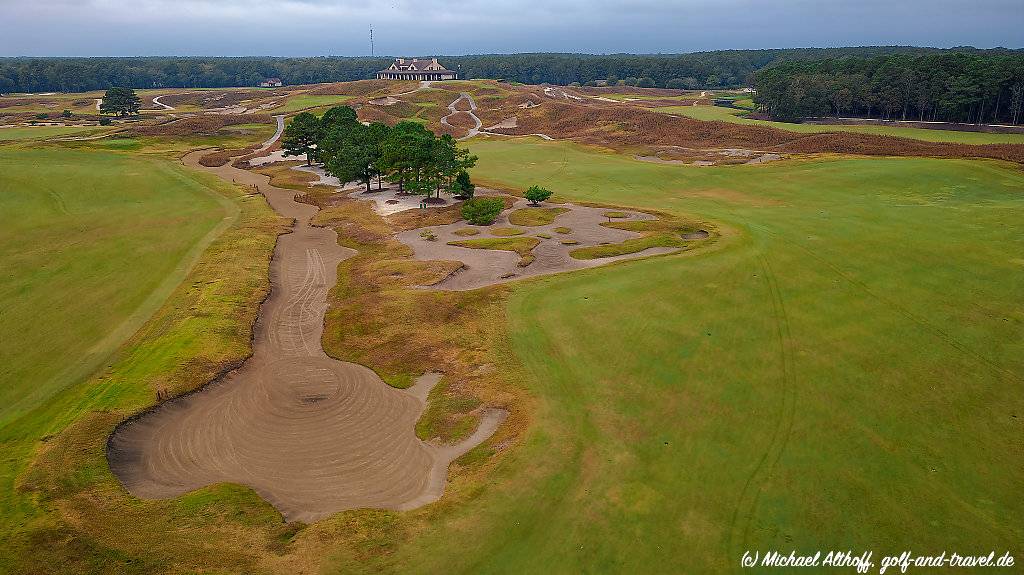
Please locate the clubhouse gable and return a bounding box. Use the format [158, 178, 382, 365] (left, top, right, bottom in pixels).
[376, 58, 457, 81]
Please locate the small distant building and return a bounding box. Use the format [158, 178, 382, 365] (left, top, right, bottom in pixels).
[376, 58, 457, 81]
[260, 78, 283, 87]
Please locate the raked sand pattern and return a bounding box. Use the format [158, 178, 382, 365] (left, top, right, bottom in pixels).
[107, 148, 506, 523]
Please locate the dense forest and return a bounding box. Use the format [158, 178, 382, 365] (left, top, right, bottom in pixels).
[1, 47, 1019, 94]
[753, 52, 1024, 124]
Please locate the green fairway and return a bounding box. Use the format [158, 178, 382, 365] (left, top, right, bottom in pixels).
[0, 148, 232, 429]
[274, 93, 353, 113]
[655, 104, 1024, 144]
[0, 143, 286, 571]
[0, 125, 108, 141]
[367, 138, 1024, 572]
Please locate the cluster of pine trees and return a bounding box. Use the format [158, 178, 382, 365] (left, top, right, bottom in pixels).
[282, 107, 477, 198]
[753, 52, 1024, 125]
[5, 48, 1017, 93]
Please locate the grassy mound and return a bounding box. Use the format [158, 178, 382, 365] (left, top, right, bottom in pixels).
[507, 207, 569, 226]
[490, 227, 525, 236]
[447, 236, 540, 267]
[569, 234, 679, 259]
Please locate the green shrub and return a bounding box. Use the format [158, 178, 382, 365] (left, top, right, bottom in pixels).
[524, 185, 553, 205]
[99, 117, 112, 126]
[460, 197, 505, 225]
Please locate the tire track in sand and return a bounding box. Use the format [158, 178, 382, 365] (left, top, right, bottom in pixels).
[106, 140, 506, 523]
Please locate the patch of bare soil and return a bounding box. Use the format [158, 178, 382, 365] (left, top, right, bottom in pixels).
[396, 199, 688, 290]
[486, 116, 518, 130]
[634, 145, 783, 166]
[368, 96, 399, 106]
[107, 146, 506, 523]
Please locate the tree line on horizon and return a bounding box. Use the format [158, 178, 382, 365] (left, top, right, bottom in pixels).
[753, 52, 1024, 125]
[2, 47, 1021, 94]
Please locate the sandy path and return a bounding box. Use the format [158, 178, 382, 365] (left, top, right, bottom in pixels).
[151, 95, 175, 110]
[107, 130, 505, 523]
[258, 114, 285, 153]
[440, 93, 482, 140]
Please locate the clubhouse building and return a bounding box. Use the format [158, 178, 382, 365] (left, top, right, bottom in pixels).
[376, 58, 457, 81]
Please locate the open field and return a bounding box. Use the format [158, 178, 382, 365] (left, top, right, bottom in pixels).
[656, 104, 1024, 144]
[273, 93, 353, 113]
[0, 148, 234, 429]
[59, 126, 277, 157]
[0, 149, 286, 572]
[0, 125, 108, 141]
[350, 137, 1024, 572]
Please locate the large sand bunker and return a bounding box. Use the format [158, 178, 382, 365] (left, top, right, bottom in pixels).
[107, 149, 505, 523]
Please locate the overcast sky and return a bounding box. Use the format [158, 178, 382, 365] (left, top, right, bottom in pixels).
[1, 0, 1022, 56]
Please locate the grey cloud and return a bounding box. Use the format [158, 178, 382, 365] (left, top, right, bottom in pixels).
[0, 0, 1021, 56]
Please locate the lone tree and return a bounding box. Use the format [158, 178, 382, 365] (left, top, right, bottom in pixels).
[99, 87, 141, 116]
[524, 185, 553, 205]
[281, 112, 321, 165]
